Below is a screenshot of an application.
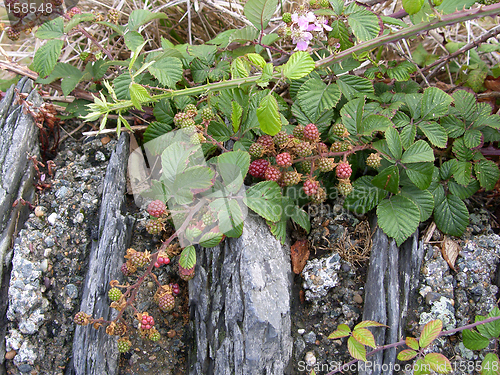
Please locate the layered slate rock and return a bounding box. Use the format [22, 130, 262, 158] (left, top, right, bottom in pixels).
[359, 218, 424, 375]
[67, 133, 134, 375]
[189, 212, 293, 375]
[0, 78, 40, 375]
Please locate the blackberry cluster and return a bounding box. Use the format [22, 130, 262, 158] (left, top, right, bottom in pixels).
[108, 8, 120, 23]
[264, 166, 282, 182]
[154, 256, 170, 268]
[336, 162, 352, 179]
[276, 152, 292, 168]
[249, 159, 269, 178]
[108, 287, 122, 302]
[159, 293, 175, 311]
[179, 264, 195, 281]
[117, 338, 131, 353]
[128, 250, 150, 269]
[303, 179, 320, 196]
[331, 123, 348, 138]
[74, 311, 89, 325]
[140, 314, 155, 330]
[366, 153, 382, 168]
[303, 123, 319, 142]
[201, 107, 214, 121]
[337, 180, 353, 196]
[147, 200, 166, 217]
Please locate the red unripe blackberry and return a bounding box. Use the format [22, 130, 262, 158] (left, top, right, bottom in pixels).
[147, 200, 166, 218]
[336, 162, 352, 179]
[331, 123, 348, 138]
[303, 123, 320, 142]
[249, 159, 269, 178]
[74, 311, 89, 325]
[264, 166, 282, 182]
[157, 256, 170, 265]
[366, 153, 382, 168]
[67, 7, 81, 18]
[146, 219, 163, 235]
[293, 125, 305, 139]
[159, 293, 175, 311]
[330, 142, 349, 152]
[249, 143, 264, 158]
[130, 251, 150, 268]
[141, 314, 154, 329]
[108, 287, 122, 302]
[257, 135, 274, 149]
[179, 264, 195, 281]
[282, 170, 301, 186]
[310, 187, 327, 204]
[317, 158, 335, 172]
[273, 131, 289, 147]
[296, 142, 313, 158]
[276, 152, 293, 168]
[117, 337, 131, 353]
[169, 283, 180, 296]
[337, 180, 353, 196]
[303, 179, 320, 196]
[121, 262, 135, 276]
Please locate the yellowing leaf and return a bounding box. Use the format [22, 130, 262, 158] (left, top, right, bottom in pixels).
[355, 320, 387, 329]
[352, 328, 376, 349]
[397, 349, 418, 361]
[347, 336, 367, 362]
[424, 353, 452, 374]
[420, 320, 442, 348]
[406, 337, 420, 350]
[328, 323, 351, 339]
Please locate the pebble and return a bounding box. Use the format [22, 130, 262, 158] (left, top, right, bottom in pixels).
[305, 351, 316, 366]
[167, 330, 176, 338]
[5, 350, 16, 360]
[65, 284, 78, 299]
[353, 293, 363, 304]
[303, 331, 316, 344]
[101, 136, 111, 145]
[17, 363, 32, 373]
[95, 151, 106, 161]
[297, 329, 305, 335]
[44, 236, 55, 248]
[47, 213, 57, 225]
[34, 206, 46, 217]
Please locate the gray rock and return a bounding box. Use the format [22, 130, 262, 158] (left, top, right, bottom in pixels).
[67, 134, 134, 375]
[0, 78, 40, 370]
[44, 235, 55, 247]
[65, 284, 79, 299]
[301, 253, 342, 301]
[303, 331, 316, 344]
[16, 363, 32, 373]
[189, 212, 293, 375]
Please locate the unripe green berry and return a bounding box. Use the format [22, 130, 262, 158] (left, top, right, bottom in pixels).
[108, 287, 122, 302]
[282, 12, 292, 23]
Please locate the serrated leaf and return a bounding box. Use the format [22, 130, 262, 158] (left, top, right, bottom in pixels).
[421, 87, 454, 121]
[346, 6, 380, 42]
[208, 121, 232, 142]
[149, 57, 183, 88]
[129, 83, 152, 110]
[229, 26, 260, 43]
[452, 138, 474, 161]
[124, 31, 145, 51]
[283, 51, 315, 80]
[290, 205, 311, 233]
[464, 129, 483, 149]
[199, 231, 224, 248]
[398, 349, 418, 361]
[359, 115, 393, 135]
[372, 165, 400, 194]
[419, 121, 448, 148]
[352, 328, 376, 349]
[441, 115, 465, 138]
[328, 324, 351, 339]
[462, 329, 490, 350]
[452, 161, 472, 186]
[449, 179, 480, 199]
[211, 198, 244, 238]
[231, 101, 243, 133]
[385, 126, 403, 159]
[243, 0, 278, 30]
[434, 194, 469, 237]
[401, 123, 416, 150]
[481, 353, 500, 375]
[153, 99, 174, 124]
[330, 19, 353, 50]
[452, 90, 477, 122]
[420, 320, 442, 348]
[355, 320, 387, 329]
[337, 75, 374, 101]
[414, 358, 432, 375]
[32, 40, 64, 78]
[128, 9, 169, 31]
[340, 97, 364, 136]
[377, 195, 420, 246]
[257, 94, 281, 135]
[405, 162, 434, 190]
[425, 353, 452, 373]
[36, 62, 83, 96]
[475, 160, 500, 190]
[347, 336, 367, 362]
[244, 181, 282, 222]
[402, 140, 434, 163]
[36, 17, 64, 39]
[179, 245, 196, 269]
[402, 0, 424, 14]
[143, 121, 173, 144]
[401, 186, 434, 222]
[297, 78, 341, 123]
[406, 337, 420, 350]
[218, 150, 250, 185]
[344, 176, 387, 214]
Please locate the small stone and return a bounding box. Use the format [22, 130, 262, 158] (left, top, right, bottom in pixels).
[298, 329, 305, 335]
[305, 351, 316, 366]
[353, 293, 363, 304]
[34, 206, 46, 217]
[95, 151, 106, 161]
[39, 259, 49, 272]
[101, 136, 111, 145]
[17, 363, 32, 373]
[303, 331, 316, 344]
[74, 212, 84, 224]
[55, 186, 69, 200]
[65, 284, 78, 299]
[44, 236, 55, 247]
[5, 350, 16, 360]
[47, 213, 58, 225]
[167, 330, 176, 338]
[425, 292, 441, 305]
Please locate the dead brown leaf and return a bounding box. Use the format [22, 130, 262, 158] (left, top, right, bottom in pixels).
[441, 236, 460, 271]
[291, 239, 309, 274]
